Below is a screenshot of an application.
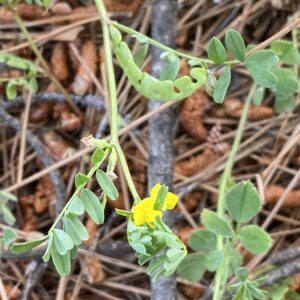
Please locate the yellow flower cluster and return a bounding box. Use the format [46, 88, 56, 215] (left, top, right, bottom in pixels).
[132, 183, 178, 226]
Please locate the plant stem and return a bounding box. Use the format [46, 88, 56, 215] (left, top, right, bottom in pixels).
[213, 84, 257, 300]
[49, 150, 109, 231]
[115, 144, 141, 203]
[94, 0, 118, 145]
[94, 0, 141, 203]
[9, 5, 82, 118]
[112, 22, 237, 66]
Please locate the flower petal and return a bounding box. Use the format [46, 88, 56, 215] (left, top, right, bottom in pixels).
[133, 209, 162, 226]
[150, 183, 161, 199]
[132, 197, 161, 226]
[162, 192, 179, 210]
[132, 197, 154, 213]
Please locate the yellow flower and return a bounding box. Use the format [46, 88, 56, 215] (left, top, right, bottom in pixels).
[132, 183, 179, 226]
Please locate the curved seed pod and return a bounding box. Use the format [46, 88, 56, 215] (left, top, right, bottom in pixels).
[110, 26, 207, 101]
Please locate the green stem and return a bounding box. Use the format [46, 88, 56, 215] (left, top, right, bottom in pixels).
[10, 5, 82, 118]
[112, 22, 237, 66]
[213, 84, 257, 300]
[49, 150, 109, 231]
[94, 0, 118, 144]
[115, 144, 141, 203]
[94, 0, 141, 203]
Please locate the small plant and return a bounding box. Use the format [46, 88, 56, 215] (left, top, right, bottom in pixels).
[0, 191, 18, 252]
[0, 53, 42, 99]
[178, 181, 272, 292]
[3, 0, 299, 299]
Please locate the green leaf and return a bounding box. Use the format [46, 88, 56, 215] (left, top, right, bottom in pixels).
[91, 138, 110, 149]
[225, 181, 262, 222]
[233, 286, 252, 300]
[246, 282, 266, 300]
[201, 209, 234, 237]
[239, 225, 272, 254]
[166, 248, 184, 261]
[267, 282, 290, 300]
[42, 232, 53, 262]
[91, 148, 105, 164]
[80, 188, 104, 224]
[64, 216, 88, 246]
[225, 29, 246, 61]
[206, 250, 224, 272]
[74, 172, 90, 188]
[249, 50, 279, 68]
[96, 170, 119, 200]
[147, 256, 165, 275]
[177, 253, 207, 282]
[271, 40, 300, 65]
[6, 81, 17, 100]
[131, 243, 147, 255]
[235, 267, 249, 282]
[51, 247, 71, 277]
[153, 185, 168, 210]
[53, 229, 73, 255]
[160, 55, 180, 81]
[189, 229, 217, 251]
[67, 196, 85, 216]
[3, 228, 17, 249]
[275, 94, 296, 113]
[28, 77, 38, 93]
[228, 248, 243, 276]
[207, 37, 227, 64]
[245, 50, 279, 88]
[187, 59, 202, 66]
[115, 208, 132, 217]
[70, 246, 78, 260]
[11, 236, 48, 253]
[253, 86, 265, 106]
[1, 204, 16, 225]
[272, 68, 298, 95]
[134, 44, 149, 67]
[167, 53, 178, 63]
[0, 190, 17, 201]
[132, 33, 148, 44]
[272, 68, 298, 112]
[213, 66, 231, 103]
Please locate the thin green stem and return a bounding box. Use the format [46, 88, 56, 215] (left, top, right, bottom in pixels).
[94, 0, 118, 144]
[94, 0, 141, 203]
[113, 21, 212, 64]
[49, 150, 109, 231]
[9, 5, 82, 118]
[112, 21, 238, 66]
[213, 84, 257, 300]
[115, 144, 141, 203]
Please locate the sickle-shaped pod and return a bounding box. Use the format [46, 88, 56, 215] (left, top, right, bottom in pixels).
[110, 26, 207, 101]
